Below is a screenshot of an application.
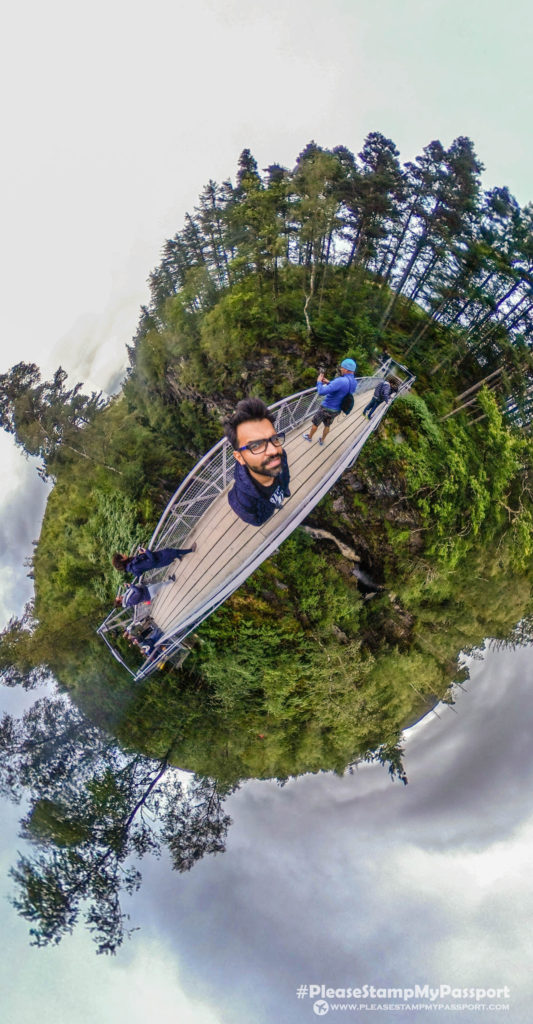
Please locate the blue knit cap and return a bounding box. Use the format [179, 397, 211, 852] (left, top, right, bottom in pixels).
[341, 358, 356, 372]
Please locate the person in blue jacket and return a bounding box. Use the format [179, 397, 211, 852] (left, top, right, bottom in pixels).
[138, 625, 165, 656]
[114, 577, 175, 609]
[112, 543, 196, 577]
[224, 397, 291, 527]
[363, 379, 398, 420]
[303, 358, 358, 446]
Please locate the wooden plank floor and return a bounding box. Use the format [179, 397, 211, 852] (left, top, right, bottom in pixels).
[150, 389, 377, 637]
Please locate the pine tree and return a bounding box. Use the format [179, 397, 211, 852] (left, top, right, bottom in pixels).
[0, 363, 104, 477]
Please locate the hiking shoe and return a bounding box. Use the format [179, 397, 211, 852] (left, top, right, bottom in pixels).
[189, 541, 197, 553]
[303, 433, 312, 442]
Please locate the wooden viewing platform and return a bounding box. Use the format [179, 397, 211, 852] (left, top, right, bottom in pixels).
[98, 362, 414, 679]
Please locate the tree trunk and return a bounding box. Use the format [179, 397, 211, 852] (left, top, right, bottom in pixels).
[440, 393, 482, 420]
[408, 251, 439, 302]
[377, 228, 430, 333]
[454, 367, 503, 403]
[378, 194, 419, 283]
[435, 269, 497, 333]
[303, 262, 317, 338]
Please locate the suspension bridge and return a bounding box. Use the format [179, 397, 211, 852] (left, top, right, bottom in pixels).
[98, 359, 415, 679]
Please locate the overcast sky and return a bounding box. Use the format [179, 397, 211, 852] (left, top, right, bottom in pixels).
[0, 0, 532, 1021]
[1, 645, 531, 1023]
[1, 0, 532, 624]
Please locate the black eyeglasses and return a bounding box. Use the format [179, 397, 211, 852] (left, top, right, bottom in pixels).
[237, 431, 285, 455]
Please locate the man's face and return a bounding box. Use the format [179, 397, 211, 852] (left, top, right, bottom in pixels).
[234, 418, 284, 479]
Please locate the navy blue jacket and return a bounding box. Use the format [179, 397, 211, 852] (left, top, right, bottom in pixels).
[126, 548, 180, 577]
[228, 449, 290, 526]
[122, 584, 150, 608]
[374, 380, 391, 401]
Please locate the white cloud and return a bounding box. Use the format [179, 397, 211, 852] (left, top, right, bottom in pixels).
[0, 916, 223, 1024]
[0, 435, 50, 625]
[0, 1, 531, 1018]
[115, 647, 533, 1022]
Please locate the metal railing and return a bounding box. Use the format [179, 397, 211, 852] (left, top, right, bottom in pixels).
[146, 386, 330, 555]
[97, 361, 415, 677]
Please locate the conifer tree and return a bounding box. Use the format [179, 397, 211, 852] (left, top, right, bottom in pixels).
[0, 363, 103, 477]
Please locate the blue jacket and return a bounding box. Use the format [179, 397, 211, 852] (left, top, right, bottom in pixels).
[317, 374, 357, 411]
[374, 380, 391, 401]
[228, 449, 291, 526]
[122, 584, 150, 608]
[126, 548, 179, 577]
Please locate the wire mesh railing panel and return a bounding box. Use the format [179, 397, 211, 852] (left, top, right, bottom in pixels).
[98, 370, 416, 674]
[272, 390, 322, 433]
[148, 388, 323, 554]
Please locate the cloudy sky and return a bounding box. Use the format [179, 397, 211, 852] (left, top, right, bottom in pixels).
[1, 0, 532, 620]
[0, 0, 532, 1021]
[1, 645, 531, 1023]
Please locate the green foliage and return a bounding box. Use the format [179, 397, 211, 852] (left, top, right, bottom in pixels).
[1, 138, 531, 786]
[0, 696, 233, 953]
[359, 388, 530, 569]
[26, 798, 90, 847]
[2, 137, 532, 961]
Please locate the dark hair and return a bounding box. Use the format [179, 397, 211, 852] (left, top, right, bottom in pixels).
[112, 553, 130, 571]
[223, 397, 275, 449]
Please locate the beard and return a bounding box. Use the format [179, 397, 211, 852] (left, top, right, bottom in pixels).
[243, 450, 283, 479]
[257, 453, 283, 477]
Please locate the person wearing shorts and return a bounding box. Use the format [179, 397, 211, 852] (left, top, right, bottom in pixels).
[303, 358, 357, 446]
[311, 405, 340, 431]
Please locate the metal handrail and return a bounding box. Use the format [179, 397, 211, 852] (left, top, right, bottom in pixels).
[147, 371, 410, 552]
[146, 386, 324, 551]
[97, 364, 415, 677]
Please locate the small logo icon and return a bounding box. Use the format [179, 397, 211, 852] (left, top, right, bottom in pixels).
[313, 1000, 330, 1016]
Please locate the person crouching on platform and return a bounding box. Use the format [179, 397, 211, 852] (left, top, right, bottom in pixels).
[224, 397, 291, 527]
[112, 544, 197, 578]
[303, 358, 357, 446]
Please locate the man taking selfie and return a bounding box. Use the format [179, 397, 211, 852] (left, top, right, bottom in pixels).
[224, 397, 291, 527]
